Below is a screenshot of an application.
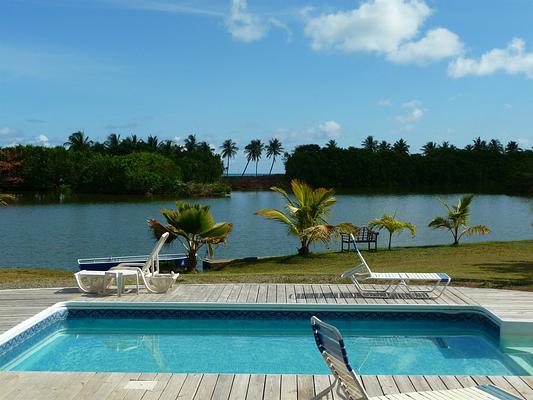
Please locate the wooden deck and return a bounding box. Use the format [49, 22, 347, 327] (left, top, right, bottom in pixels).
[0, 284, 532, 399]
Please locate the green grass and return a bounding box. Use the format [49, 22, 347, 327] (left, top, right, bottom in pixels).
[1, 240, 532, 290]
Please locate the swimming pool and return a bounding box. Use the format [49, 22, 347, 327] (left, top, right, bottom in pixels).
[0, 303, 531, 376]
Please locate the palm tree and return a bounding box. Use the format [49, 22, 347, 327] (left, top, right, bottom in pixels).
[266, 138, 284, 175]
[368, 213, 416, 250]
[146, 135, 159, 152]
[242, 139, 264, 176]
[428, 194, 491, 245]
[104, 133, 121, 154]
[472, 137, 487, 151]
[220, 139, 239, 176]
[393, 138, 409, 154]
[64, 131, 92, 151]
[378, 140, 391, 152]
[421, 141, 438, 156]
[255, 179, 356, 256]
[148, 202, 233, 273]
[325, 140, 338, 150]
[184, 134, 198, 152]
[488, 139, 503, 153]
[362, 135, 378, 152]
[0, 193, 15, 206]
[505, 141, 520, 154]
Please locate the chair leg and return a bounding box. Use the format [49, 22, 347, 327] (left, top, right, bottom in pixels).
[311, 377, 338, 400]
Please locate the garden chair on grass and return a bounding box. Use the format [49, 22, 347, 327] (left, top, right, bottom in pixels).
[310, 316, 521, 400]
[341, 234, 450, 299]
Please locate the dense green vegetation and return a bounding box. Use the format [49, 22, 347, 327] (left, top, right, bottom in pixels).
[285, 137, 533, 194]
[0, 132, 223, 195]
[1, 241, 531, 290]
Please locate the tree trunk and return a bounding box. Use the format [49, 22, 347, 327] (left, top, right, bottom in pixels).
[453, 227, 459, 245]
[269, 157, 275, 175]
[255, 160, 258, 176]
[226, 157, 230, 176]
[298, 240, 310, 256]
[187, 247, 197, 273]
[242, 159, 250, 176]
[388, 231, 392, 250]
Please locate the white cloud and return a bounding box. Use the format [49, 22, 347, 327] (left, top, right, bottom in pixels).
[448, 38, 533, 78]
[0, 127, 22, 137]
[318, 120, 341, 137]
[402, 99, 421, 108]
[226, 0, 267, 42]
[396, 100, 425, 125]
[388, 28, 464, 65]
[396, 108, 424, 123]
[275, 120, 342, 145]
[35, 134, 50, 144]
[377, 99, 392, 107]
[302, 0, 462, 66]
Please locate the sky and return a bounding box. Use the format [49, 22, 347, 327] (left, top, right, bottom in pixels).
[1, 0, 533, 173]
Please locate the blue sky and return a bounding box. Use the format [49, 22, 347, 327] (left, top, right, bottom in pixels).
[1, 0, 533, 173]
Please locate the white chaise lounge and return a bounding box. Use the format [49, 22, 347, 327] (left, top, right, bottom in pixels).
[75, 232, 179, 294]
[310, 316, 521, 400]
[341, 234, 450, 299]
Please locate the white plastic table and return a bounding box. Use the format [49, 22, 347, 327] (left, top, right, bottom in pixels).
[104, 270, 139, 296]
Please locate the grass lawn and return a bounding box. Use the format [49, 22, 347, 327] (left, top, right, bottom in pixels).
[0, 240, 532, 290]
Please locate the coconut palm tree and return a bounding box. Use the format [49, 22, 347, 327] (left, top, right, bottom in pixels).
[505, 141, 520, 154]
[64, 131, 92, 151]
[184, 134, 198, 152]
[220, 139, 238, 176]
[325, 139, 338, 150]
[488, 139, 503, 153]
[0, 194, 15, 206]
[421, 141, 438, 156]
[148, 202, 233, 273]
[266, 138, 284, 175]
[428, 194, 491, 245]
[378, 140, 391, 152]
[146, 135, 159, 152]
[255, 179, 356, 256]
[368, 213, 416, 250]
[472, 137, 487, 151]
[104, 133, 122, 154]
[393, 138, 409, 154]
[242, 139, 264, 176]
[362, 135, 378, 152]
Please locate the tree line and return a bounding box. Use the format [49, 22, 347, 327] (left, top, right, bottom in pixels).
[220, 138, 284, 176]
[285, 136, 533, 195]
[0, 132, 223, 194]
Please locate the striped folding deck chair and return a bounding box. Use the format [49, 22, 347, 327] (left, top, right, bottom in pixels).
[310, 316, 521, 400]
[340, 234, 451, 299]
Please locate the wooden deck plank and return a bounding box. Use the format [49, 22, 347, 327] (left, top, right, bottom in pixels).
[296, 375, 315, 399]
[177, 374, 203, 400]
[228, 374, 250, 400]
[246, 374, 265, 399]
[210, 374, 234, 400]
[280, 375, 298, 400]
[193, 374, 218, 400]
[157, 374, 188, 400]
[264, 374, 281, 400]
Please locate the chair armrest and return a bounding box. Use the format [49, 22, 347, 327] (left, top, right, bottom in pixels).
[340, 264, 369, 279]
[112, 263, 145, 269]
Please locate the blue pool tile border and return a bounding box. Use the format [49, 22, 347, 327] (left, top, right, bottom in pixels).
[0, 308, 68, 365]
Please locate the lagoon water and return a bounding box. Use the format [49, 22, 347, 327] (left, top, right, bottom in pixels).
[0, 192, 531, 270]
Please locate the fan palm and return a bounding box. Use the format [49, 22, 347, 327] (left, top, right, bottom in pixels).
[242, 139, 264, 176]
[368, 213, 416, 250]
[266, 138, 284, 175]
[64, 131, 92, 151]
[0, 193, 15, 206]
[148, 202, 233, 273]
[255, 179, 356, 256]
[428, 194, 491, 245]
[220, 139, 239, 176]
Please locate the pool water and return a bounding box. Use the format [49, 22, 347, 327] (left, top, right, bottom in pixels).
[0, 310, 529, 376]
